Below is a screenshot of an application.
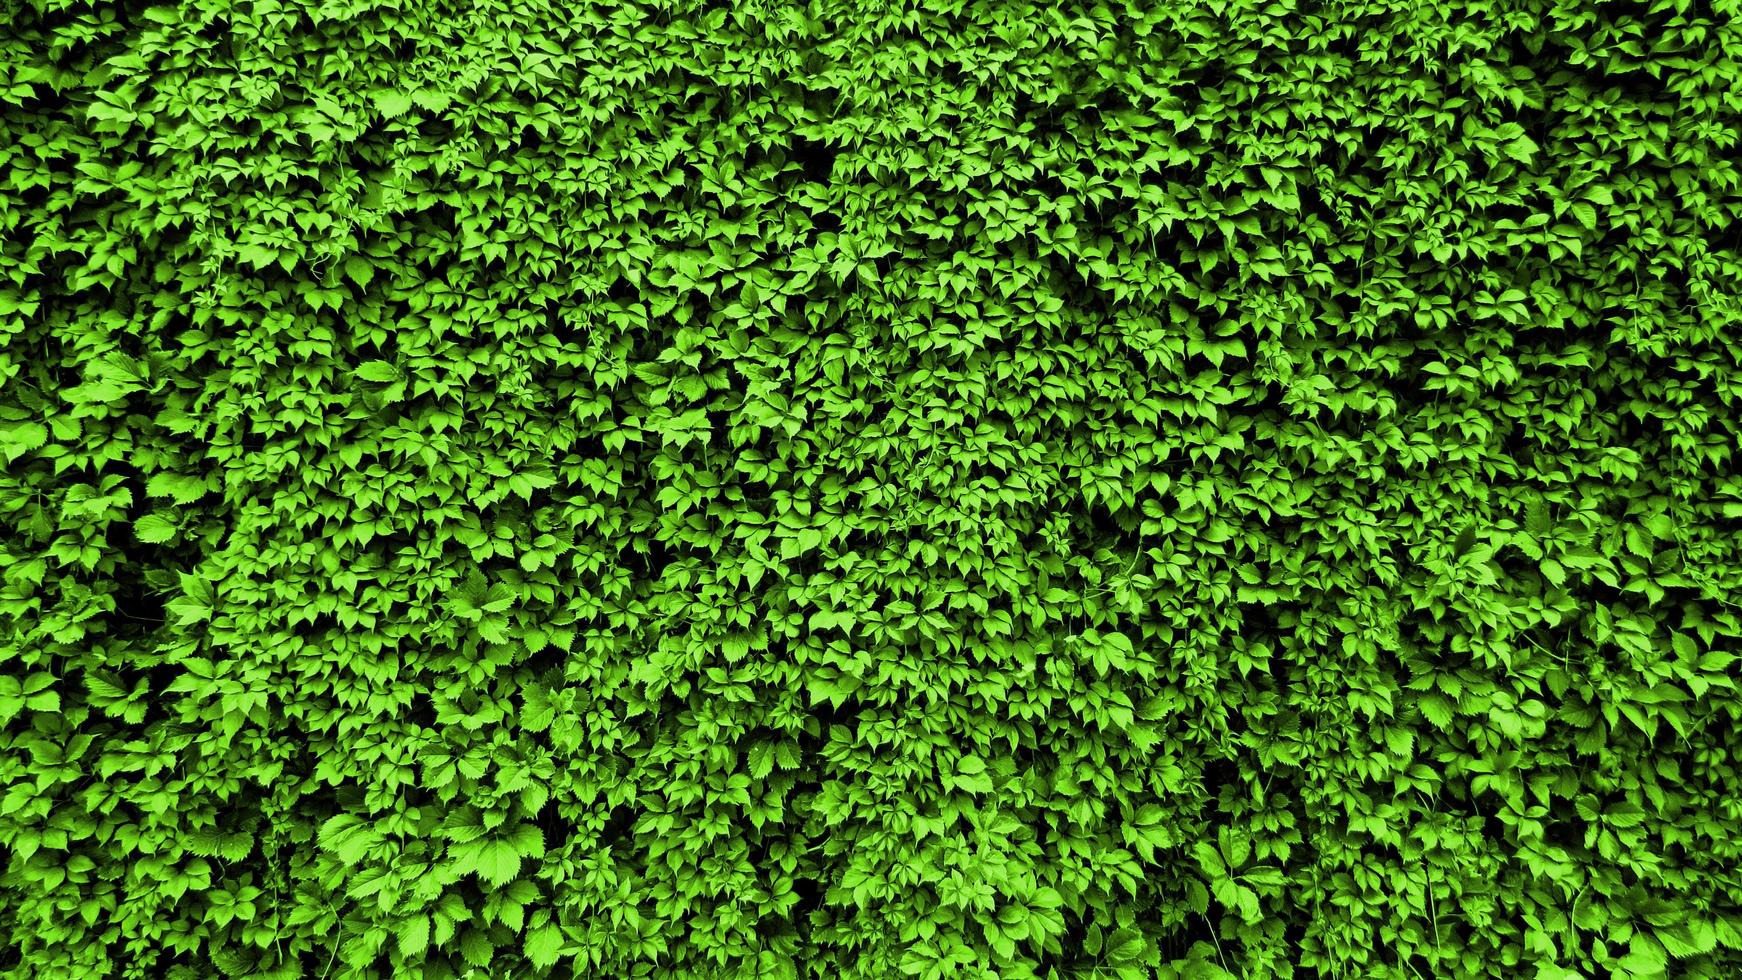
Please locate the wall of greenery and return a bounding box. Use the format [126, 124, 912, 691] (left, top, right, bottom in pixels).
[4, 0, 1742, 977]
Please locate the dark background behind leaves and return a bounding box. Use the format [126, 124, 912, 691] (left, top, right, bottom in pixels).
[3, 0, 1742, 977]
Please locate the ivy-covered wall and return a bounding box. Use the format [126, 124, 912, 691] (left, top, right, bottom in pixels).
[4, 0, 1742, 977]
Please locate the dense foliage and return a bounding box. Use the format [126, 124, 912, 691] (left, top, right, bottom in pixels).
[5, 0, 1742, 976]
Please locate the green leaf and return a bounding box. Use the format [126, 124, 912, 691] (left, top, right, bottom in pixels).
[146, 472, 210, 505]
[525, 922, 563, 969]
[1418, 694, 1454, 729]
[1620, 932, 1669, 975]
[133, 513, 177, 544]
[0, 421, 47, 461]
[1504, 133, 1539, 164]
[1658, 921, 1717, 959]
[1193, 841, 1226, 878]
[397, 915, 430, 959]
[317, 815, 379, 867]
[1107, 926, 1147, 964]
[238, 243, 278, 269]
[354, 361, 400, 383]
[459, 928, 494, 968]
[344, 256, 375, 288]
[374, 90, 415, 118]
[477, 838, 522, 887]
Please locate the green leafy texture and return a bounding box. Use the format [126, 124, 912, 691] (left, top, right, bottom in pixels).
[3, 0, 1742, 978]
